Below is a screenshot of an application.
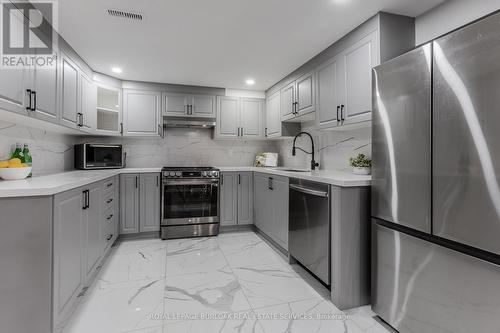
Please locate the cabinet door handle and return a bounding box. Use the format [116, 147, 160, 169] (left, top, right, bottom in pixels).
[268, 177, 273, 190]
[26, 89, 32, 110]
[336, 106, 340, 122]
[191, 105, 194, 114]
[82, 190, 87, 210]
[120, 123, 123, 134]
[265, 127, 268, 137]
[31, 91, 36, 111]
[341, 104, 345, 121]
[238, 174, 241, 185]
[135, 176, 138, 188]
[86, 190, 90, 209]
[241, 127, 244, 137]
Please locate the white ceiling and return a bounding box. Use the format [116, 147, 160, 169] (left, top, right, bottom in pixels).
[58, 0, 444, 91]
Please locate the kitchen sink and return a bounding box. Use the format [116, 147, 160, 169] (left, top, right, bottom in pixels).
[278, 168, 310, 173]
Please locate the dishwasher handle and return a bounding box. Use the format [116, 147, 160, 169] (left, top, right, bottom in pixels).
[289, 184, 329, 198]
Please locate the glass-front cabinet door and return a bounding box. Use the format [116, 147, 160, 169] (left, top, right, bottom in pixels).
[96, 85, 121, 134]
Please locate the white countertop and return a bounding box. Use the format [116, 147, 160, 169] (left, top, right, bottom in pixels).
[217, 166, 371, 187]
[0, 166, 370, 198]
[0, 168, 162, 198]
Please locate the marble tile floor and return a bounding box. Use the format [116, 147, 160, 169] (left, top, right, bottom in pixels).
[62, 231, 392, 333]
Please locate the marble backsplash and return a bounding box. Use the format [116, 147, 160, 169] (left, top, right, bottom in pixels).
[0, 121, 78, 175]
[0, 119, 370, 175]
[83, 128, 278, 168]
[276, 122, 371, 172]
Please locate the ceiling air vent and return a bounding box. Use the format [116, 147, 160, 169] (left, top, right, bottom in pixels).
[107, 9, 143, 21]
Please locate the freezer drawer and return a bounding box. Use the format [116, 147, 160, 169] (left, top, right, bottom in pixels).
[372, 222, 500, 333]
[372, 44, 432, 233]
[289, 179, 330, 285]
[433, 11, 500, 256]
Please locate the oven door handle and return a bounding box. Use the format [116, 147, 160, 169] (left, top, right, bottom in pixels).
[162, 179, 220, 186]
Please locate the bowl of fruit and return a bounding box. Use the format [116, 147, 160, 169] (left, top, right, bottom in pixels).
[0, 158, 32, 180]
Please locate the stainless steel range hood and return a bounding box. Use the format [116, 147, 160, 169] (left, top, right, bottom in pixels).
[162, 116, 216, 129]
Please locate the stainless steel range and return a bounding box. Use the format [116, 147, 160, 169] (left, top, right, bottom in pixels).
[160, 167, 220, 240]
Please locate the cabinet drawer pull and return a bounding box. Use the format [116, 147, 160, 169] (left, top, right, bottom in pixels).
[106, 234, 113, 241]
[106, 198, 113, 204]
[106, 214, 114, 220]
[107, 183, 113, 188]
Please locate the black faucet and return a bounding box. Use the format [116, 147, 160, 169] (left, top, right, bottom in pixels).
[291, 131, 319, 171]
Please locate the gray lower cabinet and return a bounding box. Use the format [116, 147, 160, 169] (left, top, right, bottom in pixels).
[221, 172, 254, 226]
[120, 173, 140, 234]
[53, 187, 85, 326]
[83, 182, 102, 283]
[220, 172, 238, 226]
[237, 172, 253, 225]
[53, 177, 118, 329]
[120, 173, 161, 234]
[330, 185, 370, 310]
[253, 173, 289, 250]
[0, 197, 52, 333]
[139, 173, 161, 232]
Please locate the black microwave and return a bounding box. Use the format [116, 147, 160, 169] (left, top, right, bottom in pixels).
[74, 144, 124, 169]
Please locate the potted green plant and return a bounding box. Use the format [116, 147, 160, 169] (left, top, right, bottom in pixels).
[349, 154, 372, 175]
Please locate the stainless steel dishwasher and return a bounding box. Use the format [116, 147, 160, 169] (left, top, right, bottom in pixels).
[289, 178, 330, 285]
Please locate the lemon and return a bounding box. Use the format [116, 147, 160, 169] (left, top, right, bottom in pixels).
[8, 158, 22, 165]
[0, 160, 8, 168]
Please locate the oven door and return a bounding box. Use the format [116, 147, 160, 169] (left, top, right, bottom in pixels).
[162, 178, 219, 226]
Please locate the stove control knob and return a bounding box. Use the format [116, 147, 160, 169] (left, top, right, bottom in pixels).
[169, 171, 176, 177]
[201, 171, 207, 177]
[212, 171, 219, 178]
[175, 171, 182, 177]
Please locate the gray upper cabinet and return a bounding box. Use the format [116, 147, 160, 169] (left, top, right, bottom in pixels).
[191, 95, 215, 117]
[32, 55, 58, 123]
[237, 172, 253, 225]
[163, 92, 189, 117]
[80, 73, 97, 133]
[216, 96, 264, 140]
[265, 90, 281, 138]
[120, 174, 140, 234]
[316, 56, 343, 129]
[220, 172, 238, 226]
[341, 30, 379, 125]
[316, 31, 379, 128]
[295, 72, 315, 116]
[123, 89, 161, 137]
[0, 8, 29, 117]
[216, 96, 240, 139]
[163, 92, 215, 118]
[280, 82, 295, 121]
[139, 173, 161, 232]
[53, 187, 84, 325]
[240, 98, 263, 138]
[281, 71, 315, 122]
[96, 84, 122, 134]
[60, 52, 80, 129]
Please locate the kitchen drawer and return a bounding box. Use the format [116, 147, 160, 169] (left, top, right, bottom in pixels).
[103, 206, 116, 227]
[103, 191, 116, 212]
[103, 218, 116, 249]
[103, 178, 116, 196]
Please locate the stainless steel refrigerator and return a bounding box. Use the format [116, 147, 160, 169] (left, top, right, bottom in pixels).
[372, 11, 500, 333]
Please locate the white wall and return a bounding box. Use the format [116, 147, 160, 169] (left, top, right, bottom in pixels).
[416, 0, 500, 44]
